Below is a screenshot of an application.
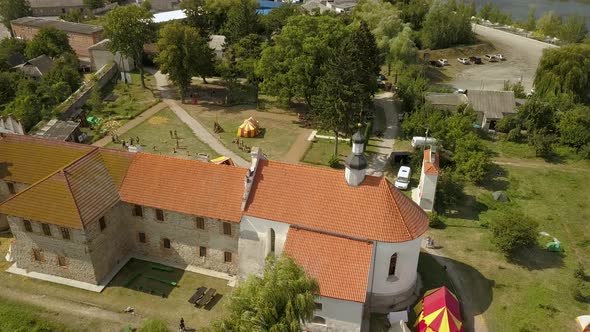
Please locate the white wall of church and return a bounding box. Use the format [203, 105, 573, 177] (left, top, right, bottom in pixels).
[237, 215, 290, 278]
[368, 236, 423, 307]
[306, 296, 364, 332]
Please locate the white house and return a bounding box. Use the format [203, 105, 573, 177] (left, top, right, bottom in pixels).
[414, 147, 440, 212]
[238, 130, 429, 331]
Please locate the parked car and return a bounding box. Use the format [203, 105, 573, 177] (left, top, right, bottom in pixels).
[429, 60, 443, 67]
[394, 166, 412, 190]
[457, 57, 470, 64]
[469, 56, 482, 64]
[495, 54, 506, 61]
[438, 59, 449, 66]
[484, 54, 499, 62]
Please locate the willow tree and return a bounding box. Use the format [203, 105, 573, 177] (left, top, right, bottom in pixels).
[207, 256, 318, 332]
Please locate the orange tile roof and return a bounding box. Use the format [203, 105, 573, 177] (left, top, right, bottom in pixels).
[283, 227, 373, 302]
[245, 160, 428, 243]
[0, 134, 93, 184]
[98, 148, 135, 189]
[0, 149, 121, 229]
[423, 149, 440, 175]
[119, 153, 247, 222]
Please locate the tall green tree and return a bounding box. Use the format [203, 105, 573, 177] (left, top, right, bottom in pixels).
[0, 71, 22, 108]
[421, 1, 474, 49]
[181, 0, 209, 36]
[536, 11, 562, 37]
[44, 53, 82, 92]
[260, 4, 302, 38]
[156, 22, 214, 97]
[389, 26, 418, 65]
[104, 5, 154, 88]
[558, 105, 590, 150]
[222, 0, 259, 45]
[2, 93, 43, 130]
[0, 0, 31, 30]
[257, 15, 348, 108]
[399, 0, 429, 29]
[524, 6, 536, 31]
[533, 44, 590, 102]
[0, 37, 27, 70]
[559, 15, 588, 44]
[207, 256, 318, 332]
[25, 27, 74, 59]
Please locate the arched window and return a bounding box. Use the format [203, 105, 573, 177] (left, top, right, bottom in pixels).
[388, 253, 398, 276]
[311, 316, 326, 325]
[270, 228, 276, 253]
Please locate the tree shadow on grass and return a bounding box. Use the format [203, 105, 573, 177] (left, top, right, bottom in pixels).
[480, 165, 510, 192]
[445, 194, 489, 221]
[507, 246, 565, 270]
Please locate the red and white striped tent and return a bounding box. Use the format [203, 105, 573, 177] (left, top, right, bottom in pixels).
[237, 117, 260, 138]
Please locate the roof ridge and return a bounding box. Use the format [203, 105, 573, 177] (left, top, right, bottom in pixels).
[384, 178, 413, 240]
[0, 147, 98, 208]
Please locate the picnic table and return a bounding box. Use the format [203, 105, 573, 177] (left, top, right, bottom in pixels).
[196, 288, 216, 307]
[188, 287, 207, 305]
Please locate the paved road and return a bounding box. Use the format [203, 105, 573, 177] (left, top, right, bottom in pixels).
[366, 92, 399, 176]
[450, 24, 558, 91]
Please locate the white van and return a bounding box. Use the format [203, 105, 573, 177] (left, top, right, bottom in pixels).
[394, 166, 411, 190]
[411, 137, 437, 148]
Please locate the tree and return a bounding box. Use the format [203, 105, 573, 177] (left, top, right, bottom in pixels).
[389, 26, 418, 65]
[0, 71, 22, 108]
[0, 0, 31, 30]
[421, 1, 474, 49]
[141, 0, 152, 11]
[44, 53, 82, 92]
[156, 22, 214, 97]
[478, 3, 493, 20]
[558, 106, 590, 150]
[83, 0, 104, 10]
[104, 5, 154, 88]
[0, 37, 26, 70]
[396, 66, 428, 113]
[257, 15, 349, 108]
[399, 0, 429, 30]
[533, 44, 590, 103]
[60, 9, 84, 23]
[2, 92, 43, 130]
[502, 80, 526, 98]
[488, 208, 538, 255]
[260, 4, 302, 38]
[536, 11, 562, 37]
[25, 27, 74, 59]
[434, 170, 464, 214]
[207, 256, 318, 331]
[181, 0, 209, 36]
[524, 6, 536, 31]
[559, 15, 588, 44]
[222, 0, 259, 45]
[452, 132, 491, 183]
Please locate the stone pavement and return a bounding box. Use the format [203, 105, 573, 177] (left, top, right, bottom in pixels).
[366, 92, 399, 176]
[163, 99, 249, 168]
[93, 102, 167, 147]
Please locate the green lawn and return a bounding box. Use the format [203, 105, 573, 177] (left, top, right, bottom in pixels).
[302, 138, 352, 167]
[0, 297, 76, 332]
[183, 103, 307, 161]
[105, 108, 217, 159]
[482, 136, 586, 163]
[429, 163, 590, 332]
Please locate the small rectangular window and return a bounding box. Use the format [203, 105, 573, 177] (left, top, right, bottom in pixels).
[60, 227, 70, 240]
[224, 251, 232, 263]
[199, 246, 207, 257]
[156, 209, 164, 221]
[42, 223, 51, 236]
[389, 253, 398, 276]
[99, 217, 106, 231]
[195, 217, 205, 229]
[57, 256, 67, 267]
[7, 182, 15, 194]
[23, 220, 32, 232]
[33, 249, 42, 261]
[163, 238, 171, 249]
[223, 222, 232, 236]
[315, 302, 323, 310]
[132, 204, 143, 217]
[138, 232, 146, 243]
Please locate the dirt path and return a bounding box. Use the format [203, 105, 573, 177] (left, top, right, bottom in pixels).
[283, 129, 313, 163]
[424, 247, 489, 332]
[0, 286, 143, 330]
[93, 102, 167, 147]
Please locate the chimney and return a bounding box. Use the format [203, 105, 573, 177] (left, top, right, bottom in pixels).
[241, 147, 265, 211]
[344, 127, 368, 186]
[429, 145, 437, 163]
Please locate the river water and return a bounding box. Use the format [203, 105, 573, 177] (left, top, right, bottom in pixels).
[479, 0, 590, 29]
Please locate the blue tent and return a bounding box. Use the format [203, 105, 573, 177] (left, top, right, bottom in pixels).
[257, 0, 284, 14]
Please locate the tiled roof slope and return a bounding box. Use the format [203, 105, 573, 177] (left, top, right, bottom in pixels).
[245, 160, 429, 243]
[283, 227, 373, 302]
[0, 134, 93, 184]
[98, 149, 135, 189]
[119, 153, 246, 222]
[0, 149, 121, 229]
[65, 150, 120, 226]
[423, 149, 440, 175]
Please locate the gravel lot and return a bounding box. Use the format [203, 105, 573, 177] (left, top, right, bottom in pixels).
[449, 24, 558, 91]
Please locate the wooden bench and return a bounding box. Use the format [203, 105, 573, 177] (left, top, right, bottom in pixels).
[188, 287, 207, 305]
[196, 288, 216, 307]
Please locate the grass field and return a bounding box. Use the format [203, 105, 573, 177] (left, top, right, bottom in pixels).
[429, 162, 590, 331]
[183, 103, 307, 161]
[482, 136, 587, 163]
[105, 108, 217, 159]
[0, 297, 77, 332]
[302, 139, 352, 167]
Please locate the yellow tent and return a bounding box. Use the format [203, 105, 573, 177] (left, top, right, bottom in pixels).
[237, 117, 260, 138]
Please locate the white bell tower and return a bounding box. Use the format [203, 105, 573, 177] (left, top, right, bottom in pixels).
[344, 128, 367, 186]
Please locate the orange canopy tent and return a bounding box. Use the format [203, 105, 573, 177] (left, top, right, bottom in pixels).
[237, 117, 260, 138]
[414, 287, 463, 332]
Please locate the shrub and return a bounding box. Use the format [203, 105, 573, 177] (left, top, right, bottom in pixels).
[328, 155, 340, 168]
[496, 115, 520, 133]
[488, 208, 538, 254]
[529, 130, 555, 158]
[574, 263, 586, 280]
[505, 128, 523, 142]
[434, 171, 464, 214]
[428, 212, 444, 228]
[572, 278, 586, 302]
[138, 319, 170, 332]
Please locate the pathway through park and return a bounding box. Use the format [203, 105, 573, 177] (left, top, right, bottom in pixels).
[366, 92, 399, 176]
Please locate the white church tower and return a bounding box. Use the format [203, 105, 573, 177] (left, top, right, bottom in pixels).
[344, 128, 368, 186]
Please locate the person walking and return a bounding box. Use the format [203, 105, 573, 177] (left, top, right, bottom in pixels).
[180, 317, 185, 332]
